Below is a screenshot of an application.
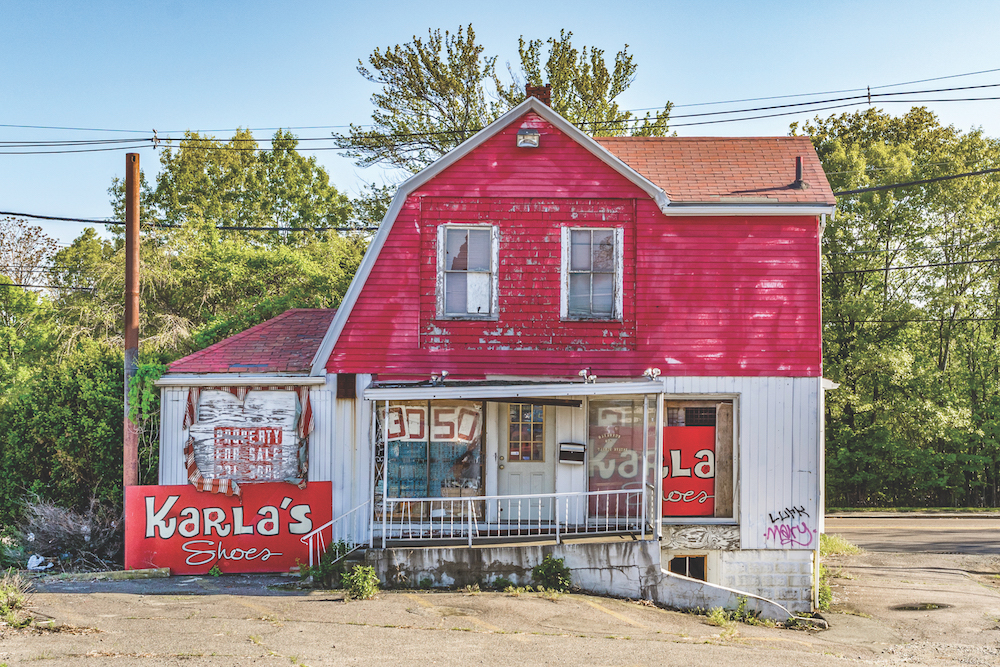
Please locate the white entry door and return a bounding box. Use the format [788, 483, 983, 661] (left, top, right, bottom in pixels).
[498, 403, 555, 523]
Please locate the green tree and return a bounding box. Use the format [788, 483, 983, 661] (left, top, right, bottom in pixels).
[110, 128, 355, 243]
[797, 107, 1000, 506]
[335, 25, 671, 172]
[0, 217, 59, 287]
[0, 279, 55, 391]
[0, 343, 151, 524]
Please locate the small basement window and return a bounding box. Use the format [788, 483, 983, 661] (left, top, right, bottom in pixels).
[668, 555, 706, 581]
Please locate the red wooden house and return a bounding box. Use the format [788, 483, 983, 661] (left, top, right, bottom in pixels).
[154, 94, 835, 616]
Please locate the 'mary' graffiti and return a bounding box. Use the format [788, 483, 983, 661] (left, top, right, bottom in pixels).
[762, 504, 816, 547]
[763, 522, 815, 547]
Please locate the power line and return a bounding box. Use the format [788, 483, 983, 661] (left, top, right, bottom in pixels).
[5, 80, 1000, 155]
[834, 167, 1000, 196]
[824, 257, 1000, 276]
[0, 210, 377, 231]
[828, 316, 1000, 324]
[0, 282, 94, 291]
[826, 239, 1000, 256]
[664, 67, 1000, 110]
[0, 210, 114, 224]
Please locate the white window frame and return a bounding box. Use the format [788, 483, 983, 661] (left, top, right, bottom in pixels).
[436, 224, 500, 320]
[560, 226, 624, 321]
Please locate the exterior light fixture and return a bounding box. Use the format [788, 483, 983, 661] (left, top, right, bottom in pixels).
[643, 367, 662, 380]
[517, 128, 540, 148]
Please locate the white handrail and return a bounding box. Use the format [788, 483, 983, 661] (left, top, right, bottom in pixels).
[300, 500, 371, 568]
[375, 488, 650, 545]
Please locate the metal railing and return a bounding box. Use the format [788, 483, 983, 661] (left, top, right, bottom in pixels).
[376, 488, 650, 548]
[299, 500, 372, 569]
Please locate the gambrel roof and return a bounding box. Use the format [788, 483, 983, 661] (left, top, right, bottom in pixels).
[310, 97, 835, 376]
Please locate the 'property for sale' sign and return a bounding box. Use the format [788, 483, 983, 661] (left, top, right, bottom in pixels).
[125, 483, 332, 574]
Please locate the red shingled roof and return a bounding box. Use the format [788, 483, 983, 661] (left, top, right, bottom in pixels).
[168, 309, 336, 374]
[594, 136, 835, 205]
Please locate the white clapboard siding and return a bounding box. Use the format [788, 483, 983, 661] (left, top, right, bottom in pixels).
[308, 386, 335, 483]
[326, 374, 374, 518]
[661, 376, 822, 550]
[159, 387, 189, 485]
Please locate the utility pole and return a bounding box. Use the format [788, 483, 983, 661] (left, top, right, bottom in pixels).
[123, 153, 140, 488]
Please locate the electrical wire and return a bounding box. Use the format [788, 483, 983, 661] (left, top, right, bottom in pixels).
[834, 167, 1000, 196]
[0, 210, 115, 224]
[824, 257, 1000, 276]
[5, 80, 1000, 153]
[0, 282, 94, 291]
[827, 316, 1000, 324]
[0, 210, 378, 231]
[826, 239, 1000, 256]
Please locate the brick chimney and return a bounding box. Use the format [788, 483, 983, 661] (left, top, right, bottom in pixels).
[526, 84, 551, 106]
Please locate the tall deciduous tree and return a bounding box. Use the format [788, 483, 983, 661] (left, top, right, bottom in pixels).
[109, 129, 355, 243]
[0, 217, 58, 287]
[797, 107, 1000, 506]
[335, 25, 672, 172]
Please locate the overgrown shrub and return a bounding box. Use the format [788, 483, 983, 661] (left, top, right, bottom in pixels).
[343, 564, 379, 600]
[490, 576, 513, 591]
[0, 343, 158, 525]
[10, 497, 122, 570]
[532, 554, 571, 592]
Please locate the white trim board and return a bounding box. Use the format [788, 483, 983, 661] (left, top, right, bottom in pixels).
[155, 374, 328, 387]
[364, 380, 664, 401]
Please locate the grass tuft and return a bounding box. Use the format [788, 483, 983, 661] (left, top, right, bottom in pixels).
[820, 533, 863, 557]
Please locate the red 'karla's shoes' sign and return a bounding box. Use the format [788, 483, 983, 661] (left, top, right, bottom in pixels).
[125, 482, 332, 574]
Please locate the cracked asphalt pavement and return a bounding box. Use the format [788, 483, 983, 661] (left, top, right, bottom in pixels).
[1, 552, 999, 667]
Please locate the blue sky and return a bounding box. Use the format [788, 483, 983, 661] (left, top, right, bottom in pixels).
[4, 0, 1000, 244]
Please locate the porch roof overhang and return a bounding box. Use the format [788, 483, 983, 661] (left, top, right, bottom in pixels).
[363, 380, 664, 401]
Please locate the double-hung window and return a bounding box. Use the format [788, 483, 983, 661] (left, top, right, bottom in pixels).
[561, 227, 623, 320]
[438, 225, 498, 318]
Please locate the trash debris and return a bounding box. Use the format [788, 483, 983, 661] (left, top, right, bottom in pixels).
[27, 554, 53, 571]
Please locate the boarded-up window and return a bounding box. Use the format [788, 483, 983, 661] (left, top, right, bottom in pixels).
[662, 401, 734, 519]
[188, 389, 304, 484]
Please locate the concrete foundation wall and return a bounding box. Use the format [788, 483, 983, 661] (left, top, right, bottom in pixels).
[719, 549, 814, 612]
[365, 541, 799, 622]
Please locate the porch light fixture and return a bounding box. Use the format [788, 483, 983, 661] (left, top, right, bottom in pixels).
[431, 370, 450, 386]
[517, 127, 540, 148]
[578, 367, 597, 384]
[643, 367, 661, 380]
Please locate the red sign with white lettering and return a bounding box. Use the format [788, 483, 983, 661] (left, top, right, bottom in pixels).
[662, 427, 715, 516]
[125, 482, 332, 574]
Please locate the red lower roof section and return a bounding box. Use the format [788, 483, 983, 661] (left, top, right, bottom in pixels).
[168, 308, 336, 374]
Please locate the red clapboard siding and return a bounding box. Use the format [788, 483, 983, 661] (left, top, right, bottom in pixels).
[328, 116, 822, 379]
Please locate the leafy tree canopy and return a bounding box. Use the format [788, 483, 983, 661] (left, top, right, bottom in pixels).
[335, 25, 672, 172]
[797, 107, 1000, 507]
[109, 129, 355, 245]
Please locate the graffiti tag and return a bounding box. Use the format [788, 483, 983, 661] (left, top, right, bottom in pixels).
[763, 522, 815, 547]
[767, 505, 810, 524]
